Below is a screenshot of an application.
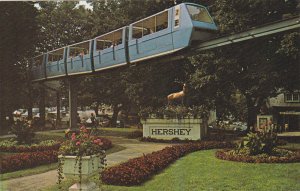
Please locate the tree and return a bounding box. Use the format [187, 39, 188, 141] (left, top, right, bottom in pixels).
[187, 0, 299, 129]
[37, 1, 93, 52]
[0, 2, 38, 129]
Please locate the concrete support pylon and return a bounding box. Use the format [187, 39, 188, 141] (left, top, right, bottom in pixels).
[69, 78, 78, 129]
[56, 91, 61, 127]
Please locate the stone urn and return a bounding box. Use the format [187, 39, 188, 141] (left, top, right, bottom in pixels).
[58, 154, 102, 191]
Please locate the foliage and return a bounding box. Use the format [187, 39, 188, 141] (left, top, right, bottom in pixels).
[237, 129, 277, 155]
[139, 105, 209, 119]
[0, 139, 60, 153]
[102, 141, 233, 186]
[0, 2, 38, 128]
[0, 150, 58, 174]
[127, 130, 143, 139]
[10, 120, 36, 145]
[216, 148, 300, 163]
[187, 0, 300, 129]
[37, 1, 93, 52]
[59, 126, 111, 156]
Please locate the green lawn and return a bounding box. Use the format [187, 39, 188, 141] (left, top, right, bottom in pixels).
[35, 127, 139, 138]
[93, 127, 140, 137]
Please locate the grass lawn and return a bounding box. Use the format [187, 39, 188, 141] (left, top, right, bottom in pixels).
[93, 127, 140, 137]
[35, 127, 139, 138]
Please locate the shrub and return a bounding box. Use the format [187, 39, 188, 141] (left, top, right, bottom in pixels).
[102, 141, 233, 186]
[0, 150, 58, 173]
[238, 130, 277, 155]
[10, 120, 35, 144]
[0, 139, 61, 153]
[127, 130, 143, 139]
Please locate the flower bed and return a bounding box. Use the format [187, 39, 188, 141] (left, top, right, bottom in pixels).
[215, 149, 300, 163]
[0, 137, 112, 174]
[0, 150, 58, 173]
[101, 141, 233, 186]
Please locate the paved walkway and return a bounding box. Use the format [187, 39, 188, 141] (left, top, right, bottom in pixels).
[1, 137, 171, 191]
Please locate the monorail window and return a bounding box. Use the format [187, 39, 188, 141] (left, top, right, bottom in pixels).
[33, 55, 43, 67]
[132, 21, 144, 39]
[186, 5, 213, 23]
[132, 10, 168, 39]
[156, 11, 168, 32]
[143, 17, 155, 36]
[96, 29, 123, 51]
[48, 48, 64, 62]
[69, 41, 89, 58]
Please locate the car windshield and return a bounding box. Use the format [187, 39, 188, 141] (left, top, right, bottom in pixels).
[186, 5, 213, 23]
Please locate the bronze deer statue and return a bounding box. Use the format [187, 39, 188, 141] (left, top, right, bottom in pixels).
[167, 83, 187, 105]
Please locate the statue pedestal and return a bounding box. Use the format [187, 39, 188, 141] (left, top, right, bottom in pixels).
[142, 118, 206, 140]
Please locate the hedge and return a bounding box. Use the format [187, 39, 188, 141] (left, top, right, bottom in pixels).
[0, 143, 60, 153]
[0, 150, 58, 173]
[0, 137, 112, 173]
[102, 141, 234, 186]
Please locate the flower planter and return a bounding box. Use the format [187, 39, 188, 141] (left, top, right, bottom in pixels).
[142, 118, 207, 140]
[58, 154, 102, 191]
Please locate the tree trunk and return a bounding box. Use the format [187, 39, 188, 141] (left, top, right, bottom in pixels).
[56, 91, 61, 127]
[0, 109, 5, 130]
[246, 96, 257, 132]
[94, 102, 99, 116]
[27, 77, 33, 120]
[111, 104, 120, 127]
[28, 107, 33, 120]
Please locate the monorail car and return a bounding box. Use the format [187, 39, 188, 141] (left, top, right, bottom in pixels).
[45, 47, 67, 79]
[93, 27, 128, 72]
[67, 40, 93, 76]
[31, 3, 217, 81]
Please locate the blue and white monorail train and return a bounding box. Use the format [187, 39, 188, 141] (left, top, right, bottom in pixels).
[31, 3, 217, 81]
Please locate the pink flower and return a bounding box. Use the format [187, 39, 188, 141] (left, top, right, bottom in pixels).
[76, 141, 81, 146]
[93, 139, 103, 146]
[80, 126, 88, 133]
[71, 133, 76, 141]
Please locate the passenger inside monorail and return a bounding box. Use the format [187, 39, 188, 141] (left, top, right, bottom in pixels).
[96, 29, 122, 51]
[69, 41, 89, 58]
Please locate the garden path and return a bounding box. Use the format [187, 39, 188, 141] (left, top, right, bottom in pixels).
[1, 137, 171, 191]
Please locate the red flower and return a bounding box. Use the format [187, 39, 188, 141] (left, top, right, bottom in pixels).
[76, 141, 81, 146]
